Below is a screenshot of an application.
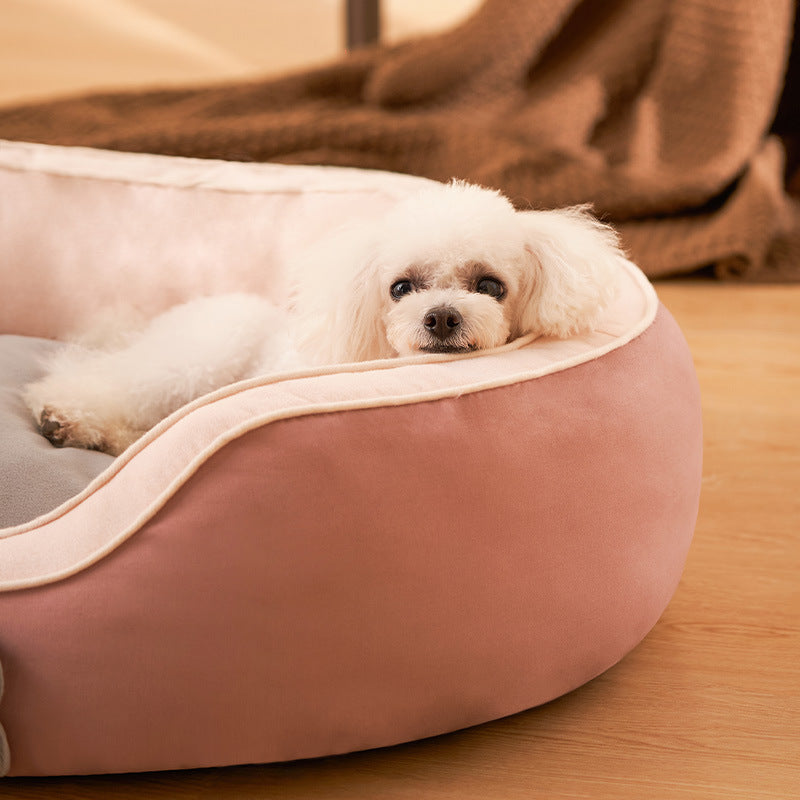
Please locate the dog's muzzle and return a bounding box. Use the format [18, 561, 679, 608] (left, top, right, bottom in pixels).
[419, 305, 474, 353]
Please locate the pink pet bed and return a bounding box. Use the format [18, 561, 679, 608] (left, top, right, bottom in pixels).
[0, 140, 702, 777]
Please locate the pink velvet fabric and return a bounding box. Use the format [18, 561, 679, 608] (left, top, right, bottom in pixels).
[0, 307, 701, 776]
[0, 142, 428, 339]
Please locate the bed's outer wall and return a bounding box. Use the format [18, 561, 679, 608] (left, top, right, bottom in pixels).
[0, 305, 701, 777]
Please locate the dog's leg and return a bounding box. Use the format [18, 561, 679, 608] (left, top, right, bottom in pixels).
[25, 294, 294, 456]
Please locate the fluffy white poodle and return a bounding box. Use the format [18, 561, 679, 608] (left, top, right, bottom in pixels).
[24, 180, 624, 455]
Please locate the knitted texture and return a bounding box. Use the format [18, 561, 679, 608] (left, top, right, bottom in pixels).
[1, 0, 798, 279]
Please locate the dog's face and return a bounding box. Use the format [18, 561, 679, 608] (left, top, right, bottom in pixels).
[299, 181, 623, 364]
[362, 182, 547, 358]
[383, 256, 523, 357]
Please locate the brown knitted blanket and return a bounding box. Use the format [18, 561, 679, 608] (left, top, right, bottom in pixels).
[2, 0, 799, 280]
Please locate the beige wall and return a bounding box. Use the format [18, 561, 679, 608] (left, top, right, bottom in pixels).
[0, 0, 481, 106]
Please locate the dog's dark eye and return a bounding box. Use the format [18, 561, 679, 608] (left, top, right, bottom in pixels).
[390, 280, 414, 300]
[476, 277, 506, 299]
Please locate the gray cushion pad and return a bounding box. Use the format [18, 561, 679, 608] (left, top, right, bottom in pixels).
[1, 336, 113, 528]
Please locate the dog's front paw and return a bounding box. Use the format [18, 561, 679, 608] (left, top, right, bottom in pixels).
[35, 405, 139, 456]
[38, 407, 72, 448]
[26, 382, 141, 456]
[38, 406, 103, 451]
[24, 366, 143, 456]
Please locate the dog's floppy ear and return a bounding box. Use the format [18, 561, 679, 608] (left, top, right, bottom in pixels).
[327, 253, 394, 362]
[294, 229, 394, 364]
[516, 206, 623, 339]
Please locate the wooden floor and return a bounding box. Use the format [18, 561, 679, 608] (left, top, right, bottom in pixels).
[3, 282, 798, 798]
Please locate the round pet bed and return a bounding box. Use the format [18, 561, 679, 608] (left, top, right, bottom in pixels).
[0, 140, 702, 777]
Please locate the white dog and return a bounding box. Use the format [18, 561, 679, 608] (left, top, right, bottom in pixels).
[24, 181, 624, 456]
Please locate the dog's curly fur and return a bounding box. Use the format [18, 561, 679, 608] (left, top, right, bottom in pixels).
[24, 181, 624, 455]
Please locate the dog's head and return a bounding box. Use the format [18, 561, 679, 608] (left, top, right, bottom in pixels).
[300, 181, 624, 363]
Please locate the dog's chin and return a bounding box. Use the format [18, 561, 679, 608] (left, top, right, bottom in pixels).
[417, 342, 477, 354]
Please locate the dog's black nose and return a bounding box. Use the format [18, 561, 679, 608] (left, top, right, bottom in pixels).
[423, 306, 463, 340]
